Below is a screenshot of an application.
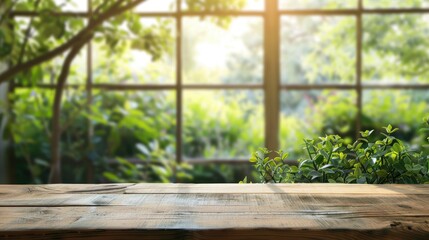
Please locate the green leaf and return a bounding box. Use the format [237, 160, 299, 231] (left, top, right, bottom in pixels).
[419, 128, 429, 132]
[325, 140, 333, 152]
[103, 172, 122, 183]
[333, 146, 346, 152]
[309, 170, 322, 178]
[405, 164, 412, 171]
[360, 130, 374, 138]
[383, 124, 393, 133]
[239, 176, 248, 184]
[357, 177, 367, 184]
[298, 159, 309, 168]
[346, 176, 356, 183]
[15, 2, 33, 11]
[354, 142, 363, 151]
[0, 30, 12, 57]
[320, 164, 334, 170]
[376, 170, 388, 178]
[136, 143, 150, 156]
[321, 150, 330, 160]
[322, 168, 335, 174]
[314, 154, 324, 165]
[383, 124, 399, 134]
[282, 153, 289, 159]
[34, 158, 49, 168]
[392, 143, 402, 153]
[411, 164, 423, 173]
[289, 166, 298, 173]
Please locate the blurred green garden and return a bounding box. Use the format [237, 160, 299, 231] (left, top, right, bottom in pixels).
[0, 0, 428, 183]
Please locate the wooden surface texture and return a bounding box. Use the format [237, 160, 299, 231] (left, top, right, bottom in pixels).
[0, 184, 428, 239]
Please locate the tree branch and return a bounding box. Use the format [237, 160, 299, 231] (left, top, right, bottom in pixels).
[17, 0, 42, 65]
[0, 0, 19, 25]
[92, 0, 115, 17]
[0, 0, 146, 85]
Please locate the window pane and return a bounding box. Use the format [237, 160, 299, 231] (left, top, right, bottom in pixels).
[37, 46, 87, 85]
[90, 91, 176, 159]
[363, 15, 429, 84]
[135, 0, 176, 12]
[183, 17, 263, 84]
[15, 46, 87, 85]
[364, 0, 429, 8]
[279, 0, 357, 9]
[10, 89, 89, 183]
[281, 16, 356, 84]
[182, 0, 264, 11]
[93, 18, 176, 84]
[11, 89, 52, 183]
[362, 90, 429, 142]
[13, 1, 87, 12]
[183, 90, 264, 159]
[13, 17, 87, 85]
[280, 90, 357, 159]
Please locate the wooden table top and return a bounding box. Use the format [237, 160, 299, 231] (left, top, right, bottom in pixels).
[0, 184, 428, 239]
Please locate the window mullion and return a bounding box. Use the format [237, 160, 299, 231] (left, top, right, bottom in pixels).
[175, 0, 183, 181]
[85, 0, 94, 182]
[264, 0, 280, 151]
[355, 0, 363, 139]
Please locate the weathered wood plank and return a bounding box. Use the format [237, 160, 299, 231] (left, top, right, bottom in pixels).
[0, 194, 428, 229]
[0, 184, 135, 195]
[126, 183, 429, 195]
[0, 192, 427, 211]
[2, 228, 429, 240]
[1, 184, 428, 195]
[0, 205, 427, 230]
[0, 184, 428, 239]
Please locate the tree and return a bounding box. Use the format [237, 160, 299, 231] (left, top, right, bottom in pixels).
[1, 0, 160, 183]
[0, 0, 246, 183]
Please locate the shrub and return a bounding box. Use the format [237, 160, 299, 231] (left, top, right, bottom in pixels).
[247, 124, 429, 184]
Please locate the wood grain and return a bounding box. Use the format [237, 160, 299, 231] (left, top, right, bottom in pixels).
[125, 183, 429, 195]
[0, 184, 428, 239]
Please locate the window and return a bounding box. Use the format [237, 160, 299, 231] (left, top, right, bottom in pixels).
[8, 0, 429, 183]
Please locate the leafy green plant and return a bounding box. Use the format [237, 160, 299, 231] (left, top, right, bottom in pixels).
[248, 124, 429, 184]
[249, 148, 289, 183]
[103, 155, 193, 184]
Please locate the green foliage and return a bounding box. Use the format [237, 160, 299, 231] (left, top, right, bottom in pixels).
[0, 0, 254, 184]
[2, 0, 429, 185]
[183, 91, 263, 158]
[249, 124, 429, 184]
[249, 148, 289, 183]
[4, 88, 255, 183]
[103, 153, 193, 184]
[186, 0, 246, 11]
[3, 89, 89, 183]
[185, 0, 246, 27]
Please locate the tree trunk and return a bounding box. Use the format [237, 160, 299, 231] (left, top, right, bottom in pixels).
[48, 37, 91, 183]
[44, 0, 148, 183]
